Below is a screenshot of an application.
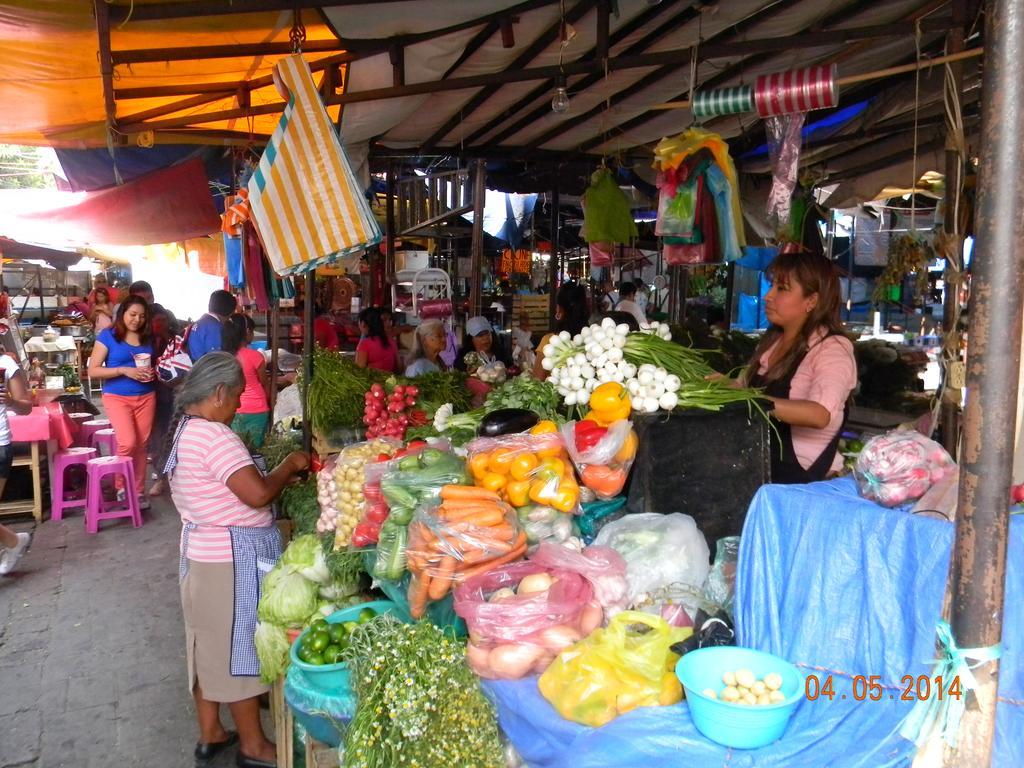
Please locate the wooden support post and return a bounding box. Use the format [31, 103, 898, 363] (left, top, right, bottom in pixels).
[93, 0, 118, 132]
[301, 275, 314, 456]
[943, 0, 1024, 761]
[268, 304, 280, 418]
[389, 44, 405, 87]
[469, 159, 486, 318]
[595, 0, 610, 61]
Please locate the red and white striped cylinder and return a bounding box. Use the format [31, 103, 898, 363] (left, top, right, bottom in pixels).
[754, 64, 838, 117]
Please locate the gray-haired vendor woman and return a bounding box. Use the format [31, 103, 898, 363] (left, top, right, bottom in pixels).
[163, 352, 308, 768]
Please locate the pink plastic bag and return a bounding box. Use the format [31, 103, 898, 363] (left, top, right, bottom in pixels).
[530, 541, 630, 614]
[854, 430, 956, 507]
[454, 561, 599, 679]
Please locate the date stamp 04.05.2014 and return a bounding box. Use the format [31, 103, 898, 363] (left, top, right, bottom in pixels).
[805, 674, 963, 702]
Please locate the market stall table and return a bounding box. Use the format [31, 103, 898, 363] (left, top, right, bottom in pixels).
[3, 403, 75, 521]
[486, 478, 1024, 767]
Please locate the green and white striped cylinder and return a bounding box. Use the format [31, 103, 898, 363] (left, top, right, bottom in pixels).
[691, 85, 754, 119]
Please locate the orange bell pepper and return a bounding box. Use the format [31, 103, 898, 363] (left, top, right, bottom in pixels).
[613, 429, 639, 464]
[479, 472, 508, 493]
[530, 420, 558, 435]
[581, 464, 627, 497]
[469, 451, 491, 480]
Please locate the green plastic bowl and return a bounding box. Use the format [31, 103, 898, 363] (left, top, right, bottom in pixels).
[289, 600, 399, 691]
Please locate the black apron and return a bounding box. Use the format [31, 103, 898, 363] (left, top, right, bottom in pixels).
[750, 342, 847, 485]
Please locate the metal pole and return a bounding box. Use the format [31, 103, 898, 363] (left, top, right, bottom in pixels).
[941, 0, 967, 455]
[384, 161, 397, 307]
[301, 275, 315, 456]
[549, 176, 560, 329]
[268, 304, 280, 418]
[469, 158, 486, 318]
[944, 0, 1024, 762]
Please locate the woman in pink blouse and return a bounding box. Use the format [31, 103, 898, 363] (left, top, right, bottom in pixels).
[162, 352, 308, 768]
[735, 251, 857, 483]
[354, 307, 398, 372]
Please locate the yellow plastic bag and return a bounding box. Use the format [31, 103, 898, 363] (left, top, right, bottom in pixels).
[538, 611, 691, 727]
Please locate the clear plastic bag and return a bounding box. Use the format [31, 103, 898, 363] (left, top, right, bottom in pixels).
[529, 541, 630, 615]
[854, 430, 957, 507]
[467, 432, 580, 515]
[453, 561, 599, 679]
[315, 438, 402, 542]
[403, 496, 527, 618]
[593, 513, 711, 606]
[702, 536, 740, 618]
[560, 419, 637, 500]
[538, 611, 690, 727]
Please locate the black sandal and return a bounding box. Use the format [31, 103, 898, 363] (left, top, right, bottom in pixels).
[236, 754, 276, 768]
[194, 731, 238, 764]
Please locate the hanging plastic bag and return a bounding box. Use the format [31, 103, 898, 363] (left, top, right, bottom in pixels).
[582, 168, 639, 245]
[529, 541, 630, 615]
[453, 561, 598, 679]
[560, 419, 637, 500]
[703, 536, 740, 618]
[538, 611, 690, 727]
[854, 430, 956, 507]
[589, 241, 615, 268]
[593, 513, 710, 605]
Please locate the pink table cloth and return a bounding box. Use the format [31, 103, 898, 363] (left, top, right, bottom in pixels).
[9, 403, 75, 449]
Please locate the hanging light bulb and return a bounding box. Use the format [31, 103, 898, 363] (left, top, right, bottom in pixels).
[551, 73, 570, 114]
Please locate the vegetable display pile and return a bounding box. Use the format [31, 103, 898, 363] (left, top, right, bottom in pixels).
[342, 615, 505, 768]
[316, 440, 400, 543]
[468, 428, 580, 514]
[307, 348, 386, 434]
[280, 478, 320, 537]
[422, 376, 562, 445]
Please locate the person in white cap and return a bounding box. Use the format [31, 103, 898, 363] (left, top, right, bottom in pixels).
[455, 316, 511, 371]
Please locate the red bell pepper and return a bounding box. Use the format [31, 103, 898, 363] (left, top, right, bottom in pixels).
[575, 420, 608, 452]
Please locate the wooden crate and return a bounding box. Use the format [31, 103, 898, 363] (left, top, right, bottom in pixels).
[305, 734, 341, 768]
[512, 295, 550, 333]
[272, 678, 294, 768]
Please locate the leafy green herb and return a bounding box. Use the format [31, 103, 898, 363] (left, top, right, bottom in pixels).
[280, 479, 319, 537]
[342, 616, 504, 768]
[483, 373, 561, 420]
[307, 348, 388, 434]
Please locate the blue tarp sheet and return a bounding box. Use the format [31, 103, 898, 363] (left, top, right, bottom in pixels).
[486, 478, 1024, 767]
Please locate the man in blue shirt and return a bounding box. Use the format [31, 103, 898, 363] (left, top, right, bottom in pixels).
[188, 290, 237, 360]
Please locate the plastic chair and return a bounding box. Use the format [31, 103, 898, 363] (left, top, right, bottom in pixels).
[84, 456, 143, 533]
[90, 428, 117, 457]
[79, 419, 111, 448]
[50, 447, 98, 521]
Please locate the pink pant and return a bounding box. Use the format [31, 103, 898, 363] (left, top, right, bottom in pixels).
[102, 392, 156, 493]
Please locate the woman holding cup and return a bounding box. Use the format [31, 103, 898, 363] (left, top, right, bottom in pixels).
[88, 296, 156, 505]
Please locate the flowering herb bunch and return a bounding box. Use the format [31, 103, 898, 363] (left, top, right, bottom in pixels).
[342, 615, 504, 768]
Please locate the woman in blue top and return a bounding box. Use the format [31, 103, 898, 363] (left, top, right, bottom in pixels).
[88, 296, 157, 505]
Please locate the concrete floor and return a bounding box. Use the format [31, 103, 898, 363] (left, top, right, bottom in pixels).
[0, 494, 273, 768]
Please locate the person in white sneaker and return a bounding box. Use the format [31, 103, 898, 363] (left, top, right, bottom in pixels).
[0, 526, 29, 575]
[0, 346, 35, 575]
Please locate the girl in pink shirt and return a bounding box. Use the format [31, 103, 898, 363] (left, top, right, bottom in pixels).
[223, 315, 271, 448]
[739, 251, 857, 483]
[355, 307, 398, 372]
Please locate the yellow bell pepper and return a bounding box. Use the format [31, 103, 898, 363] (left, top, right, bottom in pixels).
[549, 487, 579, 513]
[530, 419, 558, 435]
[469, 451, 491, 479]
[589, 383, 632, 423]
[480, 472, 508, 493]
[509, 452, 539, 481]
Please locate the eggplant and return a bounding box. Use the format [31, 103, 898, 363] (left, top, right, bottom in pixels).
[477, 408, 540, 437]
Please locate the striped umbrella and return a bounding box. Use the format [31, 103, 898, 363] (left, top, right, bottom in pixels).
[248, 54, 382, 277]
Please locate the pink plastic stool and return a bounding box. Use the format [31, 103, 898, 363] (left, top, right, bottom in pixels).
[79, 419, 111, 448]
[84, 456, 143, 533]
[90, 428, 117, 457]
[50, 447, 98, 521]
[68, 412, 92, 443]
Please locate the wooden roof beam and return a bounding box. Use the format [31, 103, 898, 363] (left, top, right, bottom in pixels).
[418, 0, 600, 150]
[93, 0, 118, 129]
[462, 0, 689, 149]
[111, 39, 347, 65]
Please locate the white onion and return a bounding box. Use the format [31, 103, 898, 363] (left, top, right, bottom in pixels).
[580, 364, 595, 379]
[638, 370, 653, 386]
[570, 376, 584, 391]
[611, 370, 625, 383]
[564, 391, 578, 405]
[601, 317, 616, 330]
[559, 330, 571, 341]
[664, 374, 681, 392]
[627, 379, 642, 396]
[654, 368, 667, 383]
[607, 347, 623, 363]
[542, 357, 555, 371]
[643, 397, 660, 413]
[616, 323, 630, 337]
[585, 378, 598, 391]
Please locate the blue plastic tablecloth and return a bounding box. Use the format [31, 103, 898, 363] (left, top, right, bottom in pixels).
[485, 477, 1024, 767]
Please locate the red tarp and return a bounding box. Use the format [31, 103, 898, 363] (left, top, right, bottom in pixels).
[18, 159, 220, 246]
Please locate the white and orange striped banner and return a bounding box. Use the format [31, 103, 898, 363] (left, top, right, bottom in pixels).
[248, 55, 381, 276]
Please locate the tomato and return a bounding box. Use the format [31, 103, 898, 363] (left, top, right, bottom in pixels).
[505, 478, 532, 507]
[613, 429, 639, 464]
[509, 452, 539, 481]
[469, 451, 491, 479]
[480, 472, 508, 493]
[581, 464, 627, 497]
[487, 447, 517, 475]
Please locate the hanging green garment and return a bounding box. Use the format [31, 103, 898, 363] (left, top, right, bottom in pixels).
[582, 168, 639, 244]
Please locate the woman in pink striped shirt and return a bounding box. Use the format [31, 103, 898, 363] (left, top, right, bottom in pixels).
[737, 251, 857, 484]
[163, 352, 308, 768]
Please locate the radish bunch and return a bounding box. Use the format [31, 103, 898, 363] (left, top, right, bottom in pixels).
[363, 383, 425, 440]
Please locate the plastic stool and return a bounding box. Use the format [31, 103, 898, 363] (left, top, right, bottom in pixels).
[79, 419, 111, 448]
[84, 456, 143, 534]
[90, 428, 117, 457]
[50, 447, 98, 521]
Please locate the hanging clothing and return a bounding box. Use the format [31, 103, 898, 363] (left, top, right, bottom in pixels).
[224, 234, 245, 289]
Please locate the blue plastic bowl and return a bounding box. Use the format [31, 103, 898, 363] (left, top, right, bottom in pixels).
[676, 646, 804, 749]
[289, 600, 399, 692]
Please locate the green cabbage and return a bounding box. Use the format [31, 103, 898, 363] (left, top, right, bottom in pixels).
[254, 621, 292, 684]
[280, 534, 331, 584]
[258, 563, 320, 625]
